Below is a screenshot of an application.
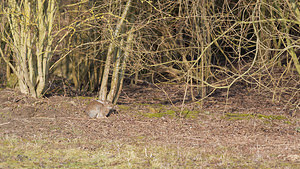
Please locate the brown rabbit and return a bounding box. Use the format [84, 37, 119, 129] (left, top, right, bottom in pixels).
[86, 100, 114, 118]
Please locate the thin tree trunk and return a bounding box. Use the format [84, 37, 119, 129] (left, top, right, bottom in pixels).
[99, 0, 132, 101]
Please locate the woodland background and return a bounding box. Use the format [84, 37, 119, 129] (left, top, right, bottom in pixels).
[0, 0, 299, 108]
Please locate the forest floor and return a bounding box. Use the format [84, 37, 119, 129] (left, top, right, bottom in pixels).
[0, 83, 299, 168]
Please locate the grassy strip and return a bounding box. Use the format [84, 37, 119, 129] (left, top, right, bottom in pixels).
[0, 135, 297, 168]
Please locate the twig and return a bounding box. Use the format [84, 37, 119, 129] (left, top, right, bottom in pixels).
[0, 122, 10, 126]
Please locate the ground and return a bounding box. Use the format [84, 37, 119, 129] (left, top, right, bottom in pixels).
[0, 84, 299, 168]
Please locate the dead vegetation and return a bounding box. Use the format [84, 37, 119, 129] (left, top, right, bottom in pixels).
[0, 83, 299, 168]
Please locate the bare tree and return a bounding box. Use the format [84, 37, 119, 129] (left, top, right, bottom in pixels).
[0, 0, 57, 98]
[98, 0, 132, 103]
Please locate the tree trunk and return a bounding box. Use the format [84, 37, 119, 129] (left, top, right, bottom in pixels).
[98, 0, 132, 102]
[0, 0, 57, 98]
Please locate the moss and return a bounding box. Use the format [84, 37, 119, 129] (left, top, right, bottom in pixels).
[256, 114, 286, 120]
[139, 109, 201, 119]
[135, 104, 203, 119]
[224, 113, 252, 120]
[73, 96, 94, 100]
[138, 108, 176, 118]
[185, 110, 200, 119]
[224, 113, 287, 122]
[164, 110, 176, 115]
[117, 105, 131, 111]
[142, 112, 165, 118]
[284, 121, 292, 125]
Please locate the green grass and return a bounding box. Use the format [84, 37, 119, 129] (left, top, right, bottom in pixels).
[135, 104, 202, 119]
[73, 96, 94, 100]
[224, 113, 288, 121]
[0, 135, 298, 168]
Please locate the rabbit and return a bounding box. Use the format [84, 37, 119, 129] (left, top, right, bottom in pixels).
[86, 100, 114, 118]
